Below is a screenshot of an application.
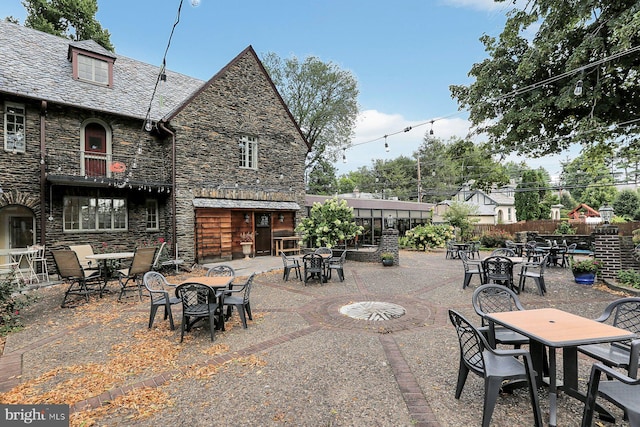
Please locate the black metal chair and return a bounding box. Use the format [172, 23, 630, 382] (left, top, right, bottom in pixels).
[327, 250, 347, 281]
[446, 240, 457, 259]
[581, 363, 640, 427]
[472, 284, 529, 349]
[482, 256, 515, 291]
[459, 250, 483, 289]
[578, 297, 640, 378]
[51, 249, 103, 308]
[303, 253, 326, 285]
[449, 309, 542, 427]
[280, 252, 301, 281]
[117, 246, 157, 301]
[221, 273, 256, 329]
[518, 253, 550, 296]
[143, 271, 181, 330]
[175, 282, 221, 342]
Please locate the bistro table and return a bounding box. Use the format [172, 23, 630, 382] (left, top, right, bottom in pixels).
[180, 276, 234, 330]
[86, 252, 135, 291]
[9, 247, 39, 284]
[485, 308, 637, 426]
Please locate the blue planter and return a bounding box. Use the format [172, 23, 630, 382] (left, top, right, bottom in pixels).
[573, 272, 596, 285]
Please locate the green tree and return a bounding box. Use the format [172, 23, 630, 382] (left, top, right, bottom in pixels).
[515, 169, 544, 220]
[23, 0, 114, 51]
[443, 201, 479, 241]
[307, 159, 337, 195]
[613, 189, 640, 219]
[450, 1, 640, 159]
[295, 198, 363, 248]
[262, 52, 359, 171]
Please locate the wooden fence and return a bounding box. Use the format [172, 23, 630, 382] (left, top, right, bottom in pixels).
[473, 220, 640, 237]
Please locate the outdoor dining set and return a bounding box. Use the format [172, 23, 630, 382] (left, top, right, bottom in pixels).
[280, 247, 347, 285]
[30, 243, 255, 343]
[452, 283, 640, 427]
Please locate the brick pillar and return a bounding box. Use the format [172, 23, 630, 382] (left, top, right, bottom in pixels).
[377, 228, 399, 266]
[594, 226, 620, 280]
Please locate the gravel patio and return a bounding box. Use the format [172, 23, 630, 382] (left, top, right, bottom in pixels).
[0, 249, 635, 426]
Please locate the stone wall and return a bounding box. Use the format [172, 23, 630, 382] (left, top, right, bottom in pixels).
[594, 226, 639, 279]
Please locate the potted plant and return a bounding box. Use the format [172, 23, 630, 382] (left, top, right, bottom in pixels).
[381, 252, 395, 267]
[569, 256, 601, 285]
[240, 232, 253, 259]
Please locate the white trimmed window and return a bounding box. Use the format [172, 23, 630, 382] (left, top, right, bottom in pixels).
[146, 199, 159, 231]
[63, 196, 127, 231]
[77, 54, 109, 85]
[4, 103, 25, 153]
[239, 135, 258, 169]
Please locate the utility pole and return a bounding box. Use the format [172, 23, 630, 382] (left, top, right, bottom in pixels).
[417, 156, 422, 203]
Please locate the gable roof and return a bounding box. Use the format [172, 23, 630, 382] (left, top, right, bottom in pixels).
[568, 203, 600, 218]
[0, 20, 204, 121]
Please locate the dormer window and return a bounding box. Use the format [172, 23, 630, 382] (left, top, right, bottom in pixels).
[78, 54, 109, 85]
[68, 43, 115, 87]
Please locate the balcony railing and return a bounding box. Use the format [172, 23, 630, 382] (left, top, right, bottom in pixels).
[46, 148, 172, 186]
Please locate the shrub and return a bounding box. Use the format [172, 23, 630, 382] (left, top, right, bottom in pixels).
[479, 229, 514, 248]
[616, 269, 640, 289]
[554, 221, 576, 235]
[0, 272, 35, 335]
[633, 229, 640, 245]
[296, 197, 363, 248]
[404, 224, 455, 250]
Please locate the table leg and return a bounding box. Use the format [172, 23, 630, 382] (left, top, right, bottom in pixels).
[549, 348, 557, 427]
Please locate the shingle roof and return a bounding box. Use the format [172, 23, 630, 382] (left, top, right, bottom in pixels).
[0, 21, 204, 121]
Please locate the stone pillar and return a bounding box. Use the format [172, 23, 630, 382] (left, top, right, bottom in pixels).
[377, 228, 399, 266]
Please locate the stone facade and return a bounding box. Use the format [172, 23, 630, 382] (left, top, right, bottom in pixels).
[1, 23, 305, 267]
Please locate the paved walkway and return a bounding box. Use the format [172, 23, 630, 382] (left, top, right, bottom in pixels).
[0, 250, 631, 426]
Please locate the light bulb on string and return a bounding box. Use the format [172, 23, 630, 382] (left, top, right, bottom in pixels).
[342, 148, 347, 163]
[384, 135, 389, 152]
[429, 120, 434, 135]
[574, 79, 583, 96]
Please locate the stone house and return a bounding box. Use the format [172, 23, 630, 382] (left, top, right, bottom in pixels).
[0, 21, 306, 266]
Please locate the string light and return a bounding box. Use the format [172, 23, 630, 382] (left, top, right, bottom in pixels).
[429, 120, 434, 135]
[384, 135, 389, 152]
[574, 79, 583, 96]
[342, 148, 347, 163]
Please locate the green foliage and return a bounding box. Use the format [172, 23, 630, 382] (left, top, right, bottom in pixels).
[380, 252, 394, 260]
[295, 197, 363, 248]
[261, 52, 359, 171]
[404, 224, 455, 251]
[450, 1, 640, 160]
[515, 169, 549, 220]
[23, 0, 114, 51]
[613, 190, 640, 219]
[569, 257, 602, 274]
[443, 202, 479, 241]
[0, 273, 35, 335]
[616, 270, 640, 289]
[479, 229, 514, 248]
[307, 159, 337, 195]
[633, 229, 640, 245]
[554, 221, 576, 235]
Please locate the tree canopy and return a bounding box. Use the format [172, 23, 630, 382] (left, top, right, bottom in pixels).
[22, 0, 114, 51]
[450, 1, 640, 159]
[261, 52, 359, 171]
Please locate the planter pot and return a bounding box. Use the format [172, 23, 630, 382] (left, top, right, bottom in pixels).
[382, 259, 394, 267]
[573, 272, 595, 285]
[240, 242, 253, 259]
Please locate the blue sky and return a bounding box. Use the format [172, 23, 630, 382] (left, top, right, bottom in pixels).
[1, 0, 573, 180]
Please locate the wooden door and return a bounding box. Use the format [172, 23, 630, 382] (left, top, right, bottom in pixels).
[84, 123, 107, 176]
[254, 213, 271, 256]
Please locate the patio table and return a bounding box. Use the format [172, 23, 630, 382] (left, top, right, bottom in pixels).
[485, 308, 637, 426]
[86, 252, 134, 291]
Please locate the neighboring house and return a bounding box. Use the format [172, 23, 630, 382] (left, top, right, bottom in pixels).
[306, 194, 433, 245]
[0, 21, 306, 265]
[437, 183, 517, 225]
